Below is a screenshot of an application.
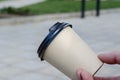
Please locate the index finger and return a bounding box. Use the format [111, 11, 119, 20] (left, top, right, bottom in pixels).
[98, 51, 120, 64]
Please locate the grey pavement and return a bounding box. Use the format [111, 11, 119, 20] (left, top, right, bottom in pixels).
[0, 0, 44, 9]
[0, 11, 120, 80]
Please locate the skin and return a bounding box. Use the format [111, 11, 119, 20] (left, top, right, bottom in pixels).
[77, 51, 120, 80]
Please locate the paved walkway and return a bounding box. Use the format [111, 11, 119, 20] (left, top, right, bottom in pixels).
[0, 0, 44, 9]
[0, 11, 120, 80]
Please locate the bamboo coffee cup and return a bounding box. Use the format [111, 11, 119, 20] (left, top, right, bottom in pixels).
[37, 22, 103, 80]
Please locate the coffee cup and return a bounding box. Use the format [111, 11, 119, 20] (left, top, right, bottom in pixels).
[37, 22, 103, 80]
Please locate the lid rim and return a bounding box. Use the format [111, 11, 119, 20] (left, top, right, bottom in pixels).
[37, 22, 72, 61]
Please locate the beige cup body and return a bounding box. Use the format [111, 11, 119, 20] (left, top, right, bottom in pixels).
[44, 27, 103, 80]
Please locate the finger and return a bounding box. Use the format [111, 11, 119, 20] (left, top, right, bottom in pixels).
[98, 51, 120, 64]
[94, 76, 120, 80]
[77, 68, 94, 80]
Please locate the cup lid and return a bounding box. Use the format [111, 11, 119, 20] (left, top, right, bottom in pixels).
[37, 22, 72, 61]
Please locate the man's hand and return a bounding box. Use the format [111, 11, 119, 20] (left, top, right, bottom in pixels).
[77, 51, 120, 80]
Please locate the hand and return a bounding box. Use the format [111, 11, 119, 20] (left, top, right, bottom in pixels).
[77, 51, 120, 80]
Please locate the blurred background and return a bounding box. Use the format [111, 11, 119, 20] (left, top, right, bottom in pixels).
[0, 0, 120, 80]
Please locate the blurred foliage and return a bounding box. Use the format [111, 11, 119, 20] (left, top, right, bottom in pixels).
[0, 7, 30, 15]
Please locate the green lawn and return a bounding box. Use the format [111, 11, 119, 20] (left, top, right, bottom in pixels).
[19, 0, 120, 15]
[19, 1, 80, 15]
[0, 0, 8, 2]
[0, 0, 120, 15]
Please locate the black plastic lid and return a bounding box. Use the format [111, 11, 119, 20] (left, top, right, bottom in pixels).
[37, 22, 72, 61]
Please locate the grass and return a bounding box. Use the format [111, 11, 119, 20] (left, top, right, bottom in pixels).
[19, 0, 80, 15]
[0, 0, 120, 15]
[19, 0, 120, 15]
[0, 0, 8, 2]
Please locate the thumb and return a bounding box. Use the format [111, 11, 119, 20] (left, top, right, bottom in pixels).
[77, 68, 94, 80]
